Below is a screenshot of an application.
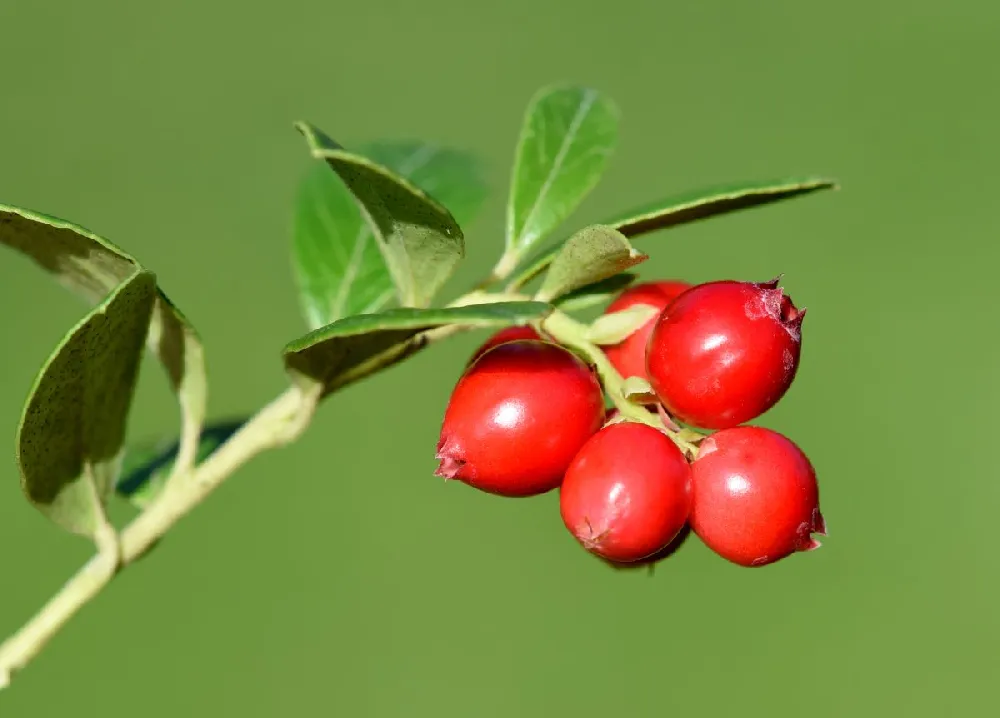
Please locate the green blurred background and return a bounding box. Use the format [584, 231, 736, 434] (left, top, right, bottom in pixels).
[1, 0, 995, 714]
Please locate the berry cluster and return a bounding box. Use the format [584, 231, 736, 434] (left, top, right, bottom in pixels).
[435, 278, 825, 569]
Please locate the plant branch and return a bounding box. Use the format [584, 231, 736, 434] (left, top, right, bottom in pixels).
[0, 382, 319, 689]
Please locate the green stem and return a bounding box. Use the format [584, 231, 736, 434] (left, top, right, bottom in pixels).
[0, 383, 319, 689]
[541, 310, 701, 456]
[0, 281, 530, 689]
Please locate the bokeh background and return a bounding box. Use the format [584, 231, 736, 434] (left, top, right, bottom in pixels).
[1, 1, 996, 715]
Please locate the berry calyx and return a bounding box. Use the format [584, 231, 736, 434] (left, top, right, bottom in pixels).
[560, 421, 692, 562]
[436, 340, 605, 497]
[469, 325, 544, 364]
[690, 425, 825, 567]
[646, 278, 805, 430]
[602, 280, 691, 382]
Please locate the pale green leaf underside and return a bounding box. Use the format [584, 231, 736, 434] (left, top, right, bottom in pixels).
[16, 271, 157, 538]
[536, 225, 647, 302]
[283, 302, 553, 394]
[509, 177, 837, 289]
[116, 418, 247, 509]
[295, 123, 466, 309]
[0, 206, 208, 475]
[505, 85, 619, 258]
[292, 141, 488, 329]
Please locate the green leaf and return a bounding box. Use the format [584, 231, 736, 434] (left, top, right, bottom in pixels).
[508, 177, 837, 289]
[554, 273, 637, 313]
[585, 304, 660, 345]
[283, 302, 553, 394]
[505, 85, 619, 261]
[536, 225, 647, 303]
[16, 271, 157, 539]
[295, 123, 466, 309]
[292, 142, 489, 329]
[607, 176, 837, 236]
[0, 205, 137, 301]
[1, 206, 209, 477]
[116, 418, 247, 510]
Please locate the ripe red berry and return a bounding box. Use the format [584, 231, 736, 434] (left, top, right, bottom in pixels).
[601, 524, 692, 572]
[646, 278, 805, 429]
[469, 325, 543, 364]
[603, 280, 691, 382]
[560, 422, 692, 562]
[689, 426, 825, 567]
[436, 340, 605, 497]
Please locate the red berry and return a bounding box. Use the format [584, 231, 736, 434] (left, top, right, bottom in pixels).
[436, 341, 605, 497]
[603, 280, 691, 382]
[469, 325, 543, 364]
[646, 278, 805, 429]
[690, 426, 825, 567]
[601, 524, 692, 572]
[560, 422, 692, 562]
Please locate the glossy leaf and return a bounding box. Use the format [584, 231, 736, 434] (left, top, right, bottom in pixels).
[293, 142, 488, 329]
[554, 273, 637, 313]
[505, 85, 619, 261]
[116, 418, 247, 509]
[0, 206, 208, 476]
[295, 123, 466, 309]
[283, 302, 553, 394]
[586, 304, 660, 345]
[508, 177, 837, 289]
[16, 271, 157, 539]
[536, 225, 647, 302]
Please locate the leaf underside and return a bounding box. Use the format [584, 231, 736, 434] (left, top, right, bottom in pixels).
[509, 177, 837, 289]
[537, 225, 647, 302]
[0, 205, 208, 477]
[16, 271, 158, 537]
[295, 123, 466, 310]
[292, 141, 488, 329]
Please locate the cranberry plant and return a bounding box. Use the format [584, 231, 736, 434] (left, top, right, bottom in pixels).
[0, 84, 834, 689]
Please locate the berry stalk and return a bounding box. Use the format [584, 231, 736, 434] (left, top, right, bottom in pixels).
[540, 309, 702, 456]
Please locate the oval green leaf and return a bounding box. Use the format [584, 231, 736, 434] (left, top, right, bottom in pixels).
[505, 85, 619, 262]
[507, 177, 837, 290]
[116, 418, 247, 510]
[295, 123, 466, 309]
[293, 142, 489, 329]
[1, 206, 208, 478]
[16, 270, 157, 539]
[536, 225, 647, 303]
[283, 302, 553, 394]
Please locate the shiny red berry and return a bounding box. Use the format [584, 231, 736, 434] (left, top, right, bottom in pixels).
[646, 278, 805, 429]
[603, 280, 691, 382]
[436, 341, 605, 497]
[690, 426, 826, 567]
[469, 325, 543, 364]
[560, 422, 692, 562]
